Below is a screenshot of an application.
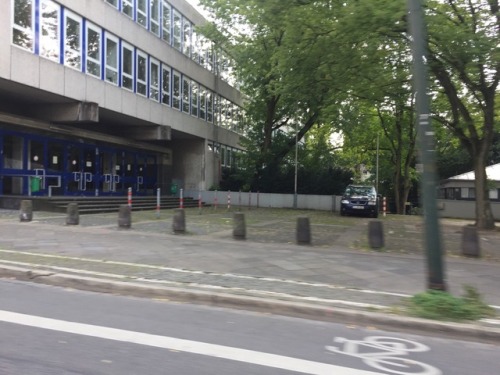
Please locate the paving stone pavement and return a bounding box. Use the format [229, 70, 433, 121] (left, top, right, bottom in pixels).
[1, 207, 500, 339]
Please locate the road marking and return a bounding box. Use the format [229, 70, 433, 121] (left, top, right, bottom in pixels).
[0, 309, 383, 375]
[0, 249, 409, 296]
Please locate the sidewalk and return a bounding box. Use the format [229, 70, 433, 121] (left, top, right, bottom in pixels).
[1, 207, 499, 341]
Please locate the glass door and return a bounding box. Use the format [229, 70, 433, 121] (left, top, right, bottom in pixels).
[99, 148, 117, 195]
[65, 144, 97, 195]
[137, 153, 157, 195]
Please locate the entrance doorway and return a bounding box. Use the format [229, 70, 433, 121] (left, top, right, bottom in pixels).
[0, 130, 158, 197]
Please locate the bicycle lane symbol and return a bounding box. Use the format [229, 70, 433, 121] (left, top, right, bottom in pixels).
[325, 336, 442, 375]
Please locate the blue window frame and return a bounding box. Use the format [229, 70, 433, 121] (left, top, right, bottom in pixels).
[63, 9, 83, 71]
[136, 49, 148, 96]
[40, 0, 60, 62]
[121, 41, 135, 91]
[12, 0, 34, 52]
[86, 21, 101, 78]
[161, 64, 171, 106]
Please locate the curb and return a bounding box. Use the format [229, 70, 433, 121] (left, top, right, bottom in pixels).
[2, 265, 500, 343]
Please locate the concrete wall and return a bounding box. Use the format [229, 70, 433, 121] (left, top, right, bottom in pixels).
[436, 199, 500, 220]
[184, 190, 341, 211]
[183, 190, 500, 221]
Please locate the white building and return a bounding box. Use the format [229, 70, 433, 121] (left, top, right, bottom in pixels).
[1, 0, 244, 199]
[438, 163, 500, 201]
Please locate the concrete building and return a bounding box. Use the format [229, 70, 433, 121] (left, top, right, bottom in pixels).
[1, 0, 244, 200]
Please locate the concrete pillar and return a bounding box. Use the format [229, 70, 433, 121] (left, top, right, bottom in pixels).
[462, 226, 480, 257]
[296, 216, 311, 245]
[19, 200, 33, 222]
[172, 208, 185, 234]
[66, 203, 79, 225]
[368, 220, 384, 249]
[118, 205, 131, 228]
[233, 212, 246, 240]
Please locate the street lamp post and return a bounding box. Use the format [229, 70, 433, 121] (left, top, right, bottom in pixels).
[293, 122, 298, 209]
[407, 0, 446, 291]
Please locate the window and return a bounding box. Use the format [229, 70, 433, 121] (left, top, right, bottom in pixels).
[40, 0, 60, 61]
[220, 98, 227, 128]
[86, 22, 101, 78]
[137, 0, 147, 28]
[161, 1, 171, 44]
[182, 18, 191, 56]
[150, 0, 160, 36]
[206, 91, 213, 123]
[105, 33, 119, 84]
[12, 0, 33, 51]
[121, 42, 134, 91]
[122, 0, 134, 19]
[199, 86, 206, 120]
[191, 81, 198, 117]
[105, 0, 118, 7]
[172, 71, 181, 110]
[182, 76, 190, 113]
[207, 45, 215, 72]
[191, 30, 199, 63]
[199, 35, 207, 67]
[161, 65, 171, 106]
[136, 50, 148, 96]
[172, 10, 181, 50]
[221, 146, 226, 167]
[150, 57, 160, 101]
[64, 11, 82, 70]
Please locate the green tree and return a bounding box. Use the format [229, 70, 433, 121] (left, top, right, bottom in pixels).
[424, 0, 499, 229]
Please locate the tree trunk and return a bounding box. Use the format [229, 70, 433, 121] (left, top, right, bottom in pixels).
[473, 152, 496, 230]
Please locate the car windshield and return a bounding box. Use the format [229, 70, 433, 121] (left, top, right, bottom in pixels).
[344, 186, 375, 197]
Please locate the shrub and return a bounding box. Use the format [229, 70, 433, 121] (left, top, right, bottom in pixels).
[408, 285, 496, 321]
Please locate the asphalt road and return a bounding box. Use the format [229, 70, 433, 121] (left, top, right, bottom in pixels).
[1, 280, 499, 375]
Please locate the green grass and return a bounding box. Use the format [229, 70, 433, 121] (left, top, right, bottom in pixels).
[407, 285, 496, 321]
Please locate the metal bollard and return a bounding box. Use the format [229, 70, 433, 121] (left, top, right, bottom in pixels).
[462, 226, 480, 257]
[368, 220, 384, 249]
[296, 216, 311, 245]
[118, 204, 132, 228]
[233, 212, 246, 240]
[19, 200, 33, 222]
[66, 203, 79, 225]
[172, 208, 186, 234]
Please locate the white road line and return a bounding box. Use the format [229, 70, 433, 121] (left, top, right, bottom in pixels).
[0, 309, 383, 375]
[0, 249, 409, 297]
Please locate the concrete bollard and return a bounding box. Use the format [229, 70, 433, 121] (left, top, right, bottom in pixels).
[296, 216, 311, 245]
[19, 200, 33, 222]
[233, 212, 246, 240]
[368, 220, 384, 249]
[66, 203, 79, 225]
[118, 204, 132, 228]
[172, 208, 186, 234]
[462, 226, 480, 257]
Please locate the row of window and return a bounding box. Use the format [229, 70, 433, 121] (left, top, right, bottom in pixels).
[438, 187, 500, 200]
[208, 143, 241, 169]
[103, 0, 234, 84]
[11, 0, 245, 133]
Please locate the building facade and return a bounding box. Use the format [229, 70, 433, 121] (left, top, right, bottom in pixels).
[1, 0, 244, 198]
[438, 163, 500, 201]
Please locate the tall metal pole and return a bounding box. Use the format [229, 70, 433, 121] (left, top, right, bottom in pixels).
[293, 122, 298, 209]
[376, 133, 379, 194]
[407, 0, 446, 291]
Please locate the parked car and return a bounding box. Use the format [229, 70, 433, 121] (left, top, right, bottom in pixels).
[340, 185, 379, 218]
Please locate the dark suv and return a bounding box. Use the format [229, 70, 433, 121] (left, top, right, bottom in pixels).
[340, 185, 379, 218]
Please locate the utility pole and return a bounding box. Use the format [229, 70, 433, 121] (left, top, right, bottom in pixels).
[293, 122, 298, 209]
[407, 0, 446, 291]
